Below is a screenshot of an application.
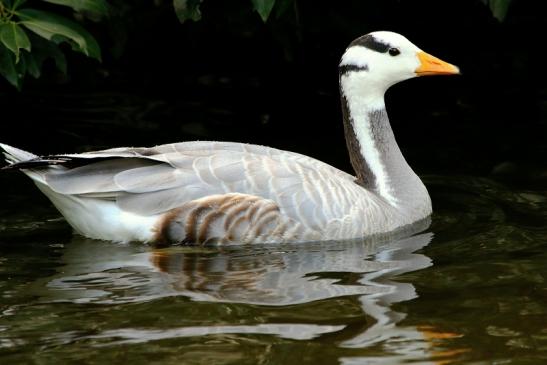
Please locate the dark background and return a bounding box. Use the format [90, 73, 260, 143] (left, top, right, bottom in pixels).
[1, 0, 546, 186]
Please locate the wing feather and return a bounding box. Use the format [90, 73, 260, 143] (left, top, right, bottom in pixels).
[41, 141, 360, 229]
[45, 158, 158, 194]
[117, 185, 215, 215]
[114, 164, 197, 193]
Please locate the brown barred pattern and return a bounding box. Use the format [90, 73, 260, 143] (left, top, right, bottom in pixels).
[154, 193, 316, 245]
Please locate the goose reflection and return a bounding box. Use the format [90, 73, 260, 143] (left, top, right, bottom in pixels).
[148, 231, 432, 307]
[37, 223, 452, 361]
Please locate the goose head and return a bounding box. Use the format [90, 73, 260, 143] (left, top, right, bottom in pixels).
[339, 31, 459, 105]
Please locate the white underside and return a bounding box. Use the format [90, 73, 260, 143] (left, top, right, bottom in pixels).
[35, 182, 159, 243]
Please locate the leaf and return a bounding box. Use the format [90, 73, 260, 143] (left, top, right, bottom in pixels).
[21, 51, 40, 78]
[30, 33, 67, 74]
[12, 0, 27, 9]
[481, 0, 512, 21]
[0, 44, 21, 89]
[0, 22, 31, 62]
[17, 8, 101, 60]
[252, 0, 275, 22]
[173, 0, 202, 23]
[15, 47, 27, 73]
[40, 0, 110, 19]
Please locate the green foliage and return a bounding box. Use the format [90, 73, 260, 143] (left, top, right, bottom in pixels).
[41, 0, 110, 19]
[0, 0, 106, 89]
[1, 0, 291, 89]
[0, 0, 516, 90]
[481, 0, 512, 21]
[173, 0, 202, 23]
[251, 0, 275, 22]
[0, 22, 30, 62]
[18, 8, 101, 59]
[0, 46, 19, 86]
[172, 0, 286, 24]
[0, 0, 295, 88]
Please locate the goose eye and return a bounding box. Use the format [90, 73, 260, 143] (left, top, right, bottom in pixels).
[388, 48, 400, 56]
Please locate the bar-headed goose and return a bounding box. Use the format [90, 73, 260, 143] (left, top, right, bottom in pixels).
[1, 31, 459, 245]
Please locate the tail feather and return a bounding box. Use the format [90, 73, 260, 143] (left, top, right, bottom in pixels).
[0, 143, 48, 183]
[0, 143, 38, 165]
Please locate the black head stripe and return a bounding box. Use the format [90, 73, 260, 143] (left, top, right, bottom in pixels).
[349, 34, 390, 53]
[339, 64, 368, 75]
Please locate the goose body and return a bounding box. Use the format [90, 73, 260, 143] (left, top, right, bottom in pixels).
[1, 32, 459, 245]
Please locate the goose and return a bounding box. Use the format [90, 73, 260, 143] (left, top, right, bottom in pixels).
[0, 31, 459, 245]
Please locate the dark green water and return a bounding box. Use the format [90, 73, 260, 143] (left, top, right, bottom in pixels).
[1, 171, 546, 364]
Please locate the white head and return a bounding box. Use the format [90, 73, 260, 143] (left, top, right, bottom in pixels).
[340, 31, 459, 102]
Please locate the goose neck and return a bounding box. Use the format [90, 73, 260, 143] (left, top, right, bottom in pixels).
[340, 75, 430, 215]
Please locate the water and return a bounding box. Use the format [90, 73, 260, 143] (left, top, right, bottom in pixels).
[1, 171, 546, 364]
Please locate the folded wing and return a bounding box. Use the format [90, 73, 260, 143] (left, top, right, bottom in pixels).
[44, 141, 361, 232]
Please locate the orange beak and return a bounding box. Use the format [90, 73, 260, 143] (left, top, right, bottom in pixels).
[415, 51, 460, 76]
